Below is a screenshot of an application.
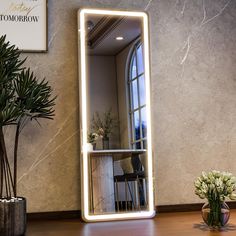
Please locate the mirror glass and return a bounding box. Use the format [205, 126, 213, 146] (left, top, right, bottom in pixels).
[79, 9, 154, 221]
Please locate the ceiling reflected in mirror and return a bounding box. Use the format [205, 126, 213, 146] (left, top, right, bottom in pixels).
[86, 16, 142, 55]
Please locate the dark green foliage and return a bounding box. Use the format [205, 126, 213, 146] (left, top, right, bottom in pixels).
[14, 68, 56, 121]
[0, 35, 26, 84]
[0, 35, 25, 127]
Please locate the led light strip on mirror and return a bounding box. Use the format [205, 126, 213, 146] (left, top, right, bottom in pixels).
[78, 8, 155, 222]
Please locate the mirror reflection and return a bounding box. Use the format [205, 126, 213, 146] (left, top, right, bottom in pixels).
[85, 14, 149, 215]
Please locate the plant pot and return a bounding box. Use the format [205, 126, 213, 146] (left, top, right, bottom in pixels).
[92, 143, 96, 150]
[0, 197, 26, 236]
[102, 138, 109, 150]
[202, 201, 230, 228]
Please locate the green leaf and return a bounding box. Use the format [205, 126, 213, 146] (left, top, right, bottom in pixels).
[14, 68, 56, 125]
[0, 102, 22, 126]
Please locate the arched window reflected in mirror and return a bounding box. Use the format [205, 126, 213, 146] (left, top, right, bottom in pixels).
[128, 41, 147, 150]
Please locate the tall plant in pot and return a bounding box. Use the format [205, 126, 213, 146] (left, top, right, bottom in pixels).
[0, 35, 56, 235]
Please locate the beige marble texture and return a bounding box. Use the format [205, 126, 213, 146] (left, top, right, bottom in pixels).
[90, 155, 115, 214]
[3, 0, 236, 212]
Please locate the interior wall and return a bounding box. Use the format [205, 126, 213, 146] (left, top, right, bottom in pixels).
[116, 44, 133, 149]
[7, 0, 236, 212]
[88, 55, 120, 149]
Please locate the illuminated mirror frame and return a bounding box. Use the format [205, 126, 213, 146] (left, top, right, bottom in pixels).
[78, 8, 155, 222]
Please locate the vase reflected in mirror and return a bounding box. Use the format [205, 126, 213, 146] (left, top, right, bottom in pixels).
[102, 138, 109, 150]
[92, 143, 96, 150]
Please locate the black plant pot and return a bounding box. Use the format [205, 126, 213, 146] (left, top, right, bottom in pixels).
[0, 197, 26, 236]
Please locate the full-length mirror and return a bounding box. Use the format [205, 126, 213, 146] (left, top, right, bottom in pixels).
[79, 9, 154, 222]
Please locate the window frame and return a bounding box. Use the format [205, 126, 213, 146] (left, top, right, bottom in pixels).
[127, 40, 147, 149]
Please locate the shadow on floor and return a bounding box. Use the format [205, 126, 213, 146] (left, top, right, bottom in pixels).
[193, 222, 236, 232]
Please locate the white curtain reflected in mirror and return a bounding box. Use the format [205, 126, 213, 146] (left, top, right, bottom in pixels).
[79, 9, 154, 222]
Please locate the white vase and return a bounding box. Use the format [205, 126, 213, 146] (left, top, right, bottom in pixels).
[87, 143, 93, 151]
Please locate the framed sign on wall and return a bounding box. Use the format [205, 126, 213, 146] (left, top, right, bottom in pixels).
[0, 0, 48, 52]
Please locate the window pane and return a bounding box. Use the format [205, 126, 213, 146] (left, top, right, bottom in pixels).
[139, 75, 146, 106]
[131, 79, 138, 109]
[137, 44, 144, 75]
[129, 42, 146, 149]
[134, 110, 140, 141]
[141, 107, 147, 138]
[131, 55, 137, 79]
[135, 142, 141, 149]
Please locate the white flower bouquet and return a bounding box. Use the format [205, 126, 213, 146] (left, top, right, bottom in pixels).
[194, 170, 236, 201]
[194, 170, 236, 227]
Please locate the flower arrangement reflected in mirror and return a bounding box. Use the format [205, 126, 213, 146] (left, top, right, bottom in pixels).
[91, 108, 118, 150]
[194, 170, 236, 228]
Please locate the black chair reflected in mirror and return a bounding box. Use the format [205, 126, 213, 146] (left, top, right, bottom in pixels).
[114, 154, 147, 212]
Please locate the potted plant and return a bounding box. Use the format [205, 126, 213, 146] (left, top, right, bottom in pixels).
[91, 109, 117, 149]
[194, 170, 236, 228]
[0, 35, 56, 235]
